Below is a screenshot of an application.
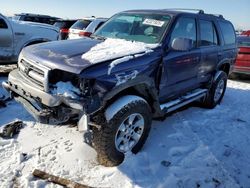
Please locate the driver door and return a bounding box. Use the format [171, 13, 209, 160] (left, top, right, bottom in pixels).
[159, 16, 201, 103]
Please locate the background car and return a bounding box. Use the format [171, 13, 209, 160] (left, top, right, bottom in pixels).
[54, 19, 77, 40]
[13, 13, 60, 25]
[68, 17, 107, 39]
[0, 13, 59, 64]
[241, 30, 250, 36]
[232, 35, 250, 76]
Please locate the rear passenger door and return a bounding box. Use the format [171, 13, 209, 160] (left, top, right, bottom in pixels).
[159, 16, 201, 103]
[197, 19, 220, 83]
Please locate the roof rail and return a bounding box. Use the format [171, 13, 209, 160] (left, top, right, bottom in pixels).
[164, 8, 205, 14]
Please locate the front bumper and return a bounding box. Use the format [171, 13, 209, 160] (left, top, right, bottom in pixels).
[2, 69, 84, 125]
[6, 69, 62, 107]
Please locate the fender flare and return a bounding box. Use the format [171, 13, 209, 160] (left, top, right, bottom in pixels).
[22, 38, 50, 48]
[102, 75, 164, 118]
[216, 58, 231, 74]
[105, 95, 147, 121]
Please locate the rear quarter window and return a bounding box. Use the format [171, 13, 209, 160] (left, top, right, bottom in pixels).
[219, 21, 236, 45]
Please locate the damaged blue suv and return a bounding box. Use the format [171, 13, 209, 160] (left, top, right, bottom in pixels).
[3, 9, 237, 166]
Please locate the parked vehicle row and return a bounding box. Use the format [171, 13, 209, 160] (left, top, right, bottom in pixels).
[3, 9, 237, 167]
[68, 17, 107, 39]
[12, 13, 108, 41]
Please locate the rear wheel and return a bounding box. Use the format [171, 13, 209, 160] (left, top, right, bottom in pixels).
[201, 71, 227, 108]
[93, 96, 152, 167]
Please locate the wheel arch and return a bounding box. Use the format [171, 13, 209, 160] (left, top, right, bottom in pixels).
[23, 38, 50, 47]
[102, 76, 163, 118]
[217, 60, 231, 75]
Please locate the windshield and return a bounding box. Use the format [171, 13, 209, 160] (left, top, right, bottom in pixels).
[94, 13, 171, 44]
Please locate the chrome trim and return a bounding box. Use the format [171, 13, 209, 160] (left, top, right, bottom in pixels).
[18, 57, 50, 92]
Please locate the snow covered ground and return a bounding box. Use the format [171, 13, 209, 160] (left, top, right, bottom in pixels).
[0, 76, 250, 188]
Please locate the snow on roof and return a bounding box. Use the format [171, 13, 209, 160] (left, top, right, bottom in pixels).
[81, 38, 158, 64]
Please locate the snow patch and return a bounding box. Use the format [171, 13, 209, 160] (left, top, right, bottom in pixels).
[115, 70, 139, 86]
[108, 56, 134, 75]
[52, 81, 80, 99]
[81, 38, 157, 64]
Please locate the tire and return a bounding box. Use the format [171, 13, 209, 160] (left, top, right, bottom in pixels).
[93, 97, 152, 167]
[201, 71, 228, 109]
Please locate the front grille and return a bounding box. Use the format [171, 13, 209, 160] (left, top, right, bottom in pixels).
[19, 59, 50, 92]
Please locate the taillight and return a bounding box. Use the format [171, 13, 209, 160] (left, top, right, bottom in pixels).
[79, 31, 92, 37]
[60, 28, 69, 34]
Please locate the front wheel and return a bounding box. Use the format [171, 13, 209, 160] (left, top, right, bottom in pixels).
[93, 96, 152, 167]
[201, 71, 228, 108]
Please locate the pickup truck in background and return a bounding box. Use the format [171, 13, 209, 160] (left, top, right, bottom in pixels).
[0, 13, 59, 64]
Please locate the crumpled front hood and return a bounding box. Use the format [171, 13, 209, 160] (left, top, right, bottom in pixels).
[22, 38, 101, 74]
[22, 38, 159, 74]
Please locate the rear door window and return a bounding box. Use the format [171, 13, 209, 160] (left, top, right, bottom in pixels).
[71, 20, 92, 30]
[199, 20, 218, 46]
[219, 21, 236, 45]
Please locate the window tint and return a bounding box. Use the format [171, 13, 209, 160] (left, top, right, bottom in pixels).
[0, 19, 8, 29]
[219, 21, 236, 45]
[71, 20, 92, 30]
[200, 20, 218, 46]
[171, 17, 197, 46]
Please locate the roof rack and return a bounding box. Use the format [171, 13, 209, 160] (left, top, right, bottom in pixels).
[164, 8, 205, 14]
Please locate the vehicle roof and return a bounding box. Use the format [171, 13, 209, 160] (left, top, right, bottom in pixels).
[121, 9, 226, 20]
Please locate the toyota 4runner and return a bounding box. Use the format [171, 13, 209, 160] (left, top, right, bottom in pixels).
[3, 9, 237, 166]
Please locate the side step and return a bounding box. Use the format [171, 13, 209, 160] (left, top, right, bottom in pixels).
[160, 89, 208, 113]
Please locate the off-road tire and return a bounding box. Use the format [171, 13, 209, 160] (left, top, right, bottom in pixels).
[92, 99, 152, 167]
[202, 71, 228, 108]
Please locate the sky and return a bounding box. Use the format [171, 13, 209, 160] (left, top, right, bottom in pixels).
[1, 0, 249, 30]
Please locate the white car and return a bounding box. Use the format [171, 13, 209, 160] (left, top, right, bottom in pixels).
[68, 18, 107, 39]
[0, 13, 59, 64]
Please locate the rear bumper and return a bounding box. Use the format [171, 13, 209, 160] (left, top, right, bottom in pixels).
[233, 66, 250, 75]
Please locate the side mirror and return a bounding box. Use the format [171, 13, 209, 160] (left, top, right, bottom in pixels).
[171, 37, 194, 51]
